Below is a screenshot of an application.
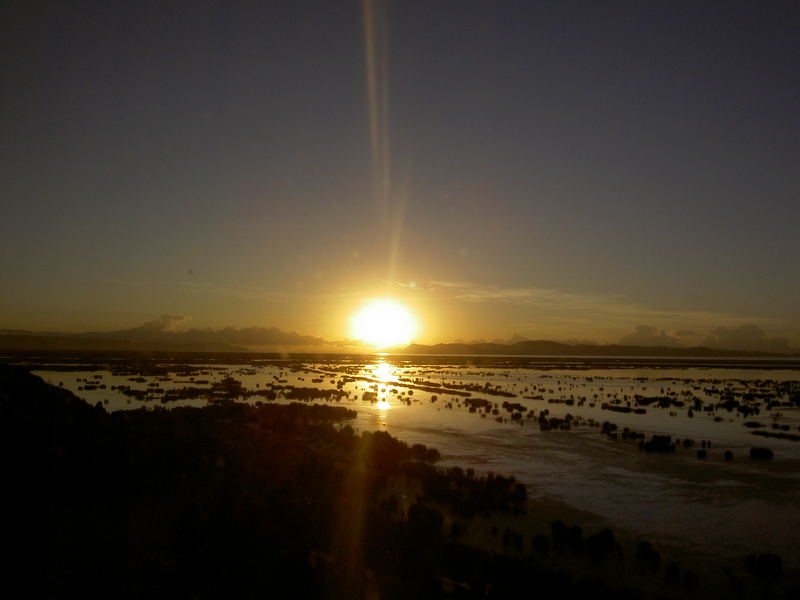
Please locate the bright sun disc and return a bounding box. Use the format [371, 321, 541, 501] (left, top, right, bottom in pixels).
[350, 299, 418, 349]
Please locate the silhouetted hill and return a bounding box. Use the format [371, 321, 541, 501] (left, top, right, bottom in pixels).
[0, 364, 547, 599]
[396, 340, 794, 358]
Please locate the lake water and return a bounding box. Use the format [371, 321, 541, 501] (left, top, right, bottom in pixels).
[26, 353, 800, 567]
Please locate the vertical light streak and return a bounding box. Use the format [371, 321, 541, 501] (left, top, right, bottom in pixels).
[363, 0, 405, 285]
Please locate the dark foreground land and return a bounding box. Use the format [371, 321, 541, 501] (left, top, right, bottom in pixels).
[2, 363, 796, 599]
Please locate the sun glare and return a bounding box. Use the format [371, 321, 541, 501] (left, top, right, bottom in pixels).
[372, 361, 395, 382]
[350, 299, 418, 349]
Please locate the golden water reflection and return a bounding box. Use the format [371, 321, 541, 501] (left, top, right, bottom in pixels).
[371, 360, 396, 384]
[371, 360, 395, 412]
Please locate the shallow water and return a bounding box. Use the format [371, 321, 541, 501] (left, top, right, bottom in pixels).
[30, 355, 800, 565]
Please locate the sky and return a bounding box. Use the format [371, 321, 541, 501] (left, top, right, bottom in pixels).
[2, 0, 799, 350]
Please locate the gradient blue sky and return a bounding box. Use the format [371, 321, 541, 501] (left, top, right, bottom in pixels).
[2, 1, 798, 348]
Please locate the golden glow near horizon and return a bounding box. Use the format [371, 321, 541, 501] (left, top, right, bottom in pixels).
[349, 299, 419, 349]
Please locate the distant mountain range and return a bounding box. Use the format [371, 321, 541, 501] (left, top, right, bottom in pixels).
[2, 321, 797, 357]
[393, 340, 797, 358]
[0, 318, 326, 353]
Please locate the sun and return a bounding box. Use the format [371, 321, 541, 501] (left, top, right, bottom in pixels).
[350, 299, 419, 349]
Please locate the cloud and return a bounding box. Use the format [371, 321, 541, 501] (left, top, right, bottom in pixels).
[702, 324, 793, 354]
[421, 279, 799, 347]
[425, 280, 759, 327]
[382, 280, 418, 289]
[203, 326, 325, 347]
[87, 315, 191, 339]
[428, 280, 564, 302]
[83, 318, 327, 349]
[140, 315, 191, 332]
[508, 332, 529, 344]
[618, 325, 684, 348]
[126, 324, 326, 347]
[427, 280, 474, 290]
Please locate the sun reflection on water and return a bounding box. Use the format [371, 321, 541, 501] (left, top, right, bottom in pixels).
[370, 360, 395, 411]
[371, 360, 395, 383]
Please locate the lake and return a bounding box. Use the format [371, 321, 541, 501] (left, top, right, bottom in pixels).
[19, 352, 800, 569]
